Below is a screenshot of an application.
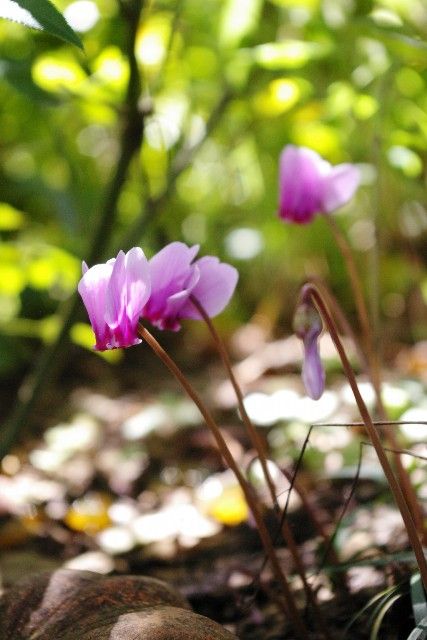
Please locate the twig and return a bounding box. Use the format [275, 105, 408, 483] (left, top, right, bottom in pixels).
[118, 88, 233, 250]
[315, 421, 427, 428]
[0, 0, 145, 459]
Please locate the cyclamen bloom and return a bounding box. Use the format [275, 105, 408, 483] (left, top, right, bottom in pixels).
[142, 241, 238, 331]
[278, 145, 360, 224]
[78, 248, 151, 350]
[293, 300, 325, 400]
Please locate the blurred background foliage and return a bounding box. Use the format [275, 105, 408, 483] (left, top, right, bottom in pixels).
[0, 0, 426, 388]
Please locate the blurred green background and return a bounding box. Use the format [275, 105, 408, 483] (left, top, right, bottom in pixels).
[0, 0, 426, 409]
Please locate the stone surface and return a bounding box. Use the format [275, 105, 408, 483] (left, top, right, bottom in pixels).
[0, 569, 237, 640]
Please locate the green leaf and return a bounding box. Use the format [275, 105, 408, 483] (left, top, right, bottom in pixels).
[370, 593, 402, 640]
[342, 585, 400, 639]
[411, 574, 427, 626]
[407, 616, 427, 640]
[0, 0, 83, 49]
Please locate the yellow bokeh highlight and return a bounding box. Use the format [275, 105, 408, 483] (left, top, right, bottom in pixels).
[70, 322, 123, 362]
[0, 264, 25, 295]
[353, 94, 379, 120]
[65, 493, 111, 534]
[205, 484, 249, 526]
[219, 0, 263, 48]
[135, 13, 172, 70]
[253, 78, 303, 116]
[0, 203, 26, 230]
[32, 54, 86, 92]
[254, 40, 330, 70]
[92, 46, 129, 92]
[292, 121, 341, 158]
[27, 258, 57, 289]
[269, 0, 319, 7]
[27, 247, 80, 292]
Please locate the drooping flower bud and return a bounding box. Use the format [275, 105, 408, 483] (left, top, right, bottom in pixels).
[293, 300, 325, 400]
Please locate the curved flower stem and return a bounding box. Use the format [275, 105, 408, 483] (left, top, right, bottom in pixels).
[307, 277, 426, 541]
[137, 323, 309, 639]
[301, 283, 427, 592]
[189, 297, 334, 638]
[189, 297, 278, 506]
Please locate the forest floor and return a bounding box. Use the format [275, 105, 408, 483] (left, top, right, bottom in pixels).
[1, 330, 426, 639]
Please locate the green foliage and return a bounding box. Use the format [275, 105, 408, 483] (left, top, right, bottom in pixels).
[0, 0, 82, 48]
[0, 0, 427, 376]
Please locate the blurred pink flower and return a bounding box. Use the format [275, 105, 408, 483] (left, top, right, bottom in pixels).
[278, 145, 360, 224]
[78, 247, 151, 350]
[294, 300, 325, 400]
[142, 241, 238, 331]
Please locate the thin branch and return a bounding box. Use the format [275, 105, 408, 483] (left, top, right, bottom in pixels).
[0, 0, 145, 459]
[118, 88, 234, 250]
[315, 421, 427, 428]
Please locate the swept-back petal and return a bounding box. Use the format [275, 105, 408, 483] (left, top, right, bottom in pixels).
[321, 163, 360, 213]
[179, 256, 238, 319]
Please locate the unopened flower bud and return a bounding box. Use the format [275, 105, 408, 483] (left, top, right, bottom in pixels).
[293, 300, 325, 400]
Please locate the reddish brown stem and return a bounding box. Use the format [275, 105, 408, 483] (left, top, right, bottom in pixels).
[137, 323, 309, 639]
[308, 274, 425, 541]
[301, 284, 427, 593]
[190, 298, 333, 638]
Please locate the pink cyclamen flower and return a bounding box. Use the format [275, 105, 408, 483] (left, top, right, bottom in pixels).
[293, 300, 325, 400]
[278, 145, 360, 224]
[142, 241, 238, 331]
[78, 247, 151, 350]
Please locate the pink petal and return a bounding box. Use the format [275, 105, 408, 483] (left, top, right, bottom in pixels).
[105, 250, 126, 329]
[302, 336, 325, 400]
[124, 247, 151, 323]
[78, 262, 113, 343]
[149, 242, 200, 293]
[179, 256, 238, 319]
[278, 146, 327, 224]
[321, 163, 360, 213]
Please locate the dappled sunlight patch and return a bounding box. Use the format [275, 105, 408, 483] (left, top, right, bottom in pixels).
[32, 53, 86, 92]
[65, 492, 111, 533]
[399, 407, 427, 441]
[64, 550, 114, 574]
[63, 1, 100, 33]
[197, 471, 249, 526]
[131, 501, 221, 546]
